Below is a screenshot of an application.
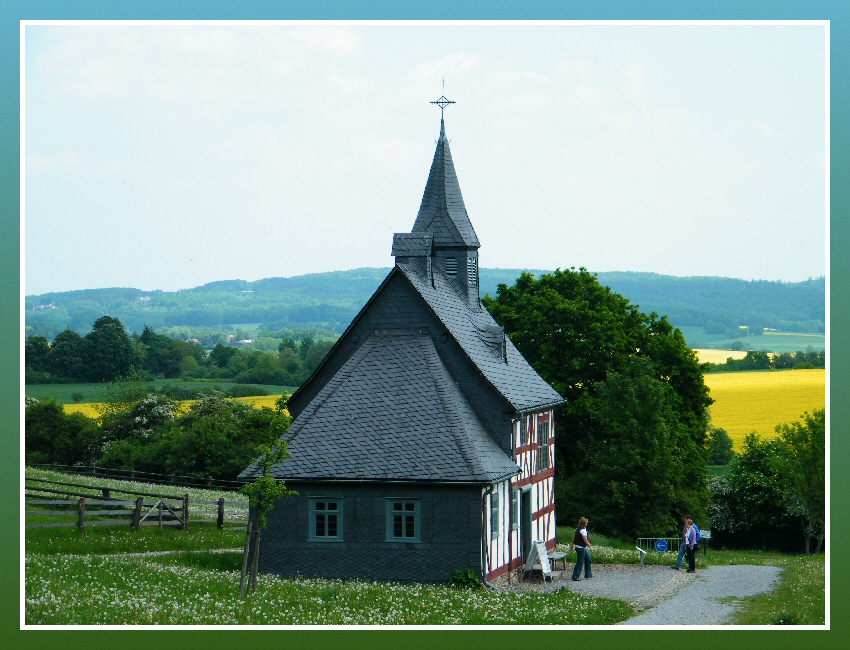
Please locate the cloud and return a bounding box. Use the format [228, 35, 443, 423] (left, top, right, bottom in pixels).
[405, 51, 480, 95]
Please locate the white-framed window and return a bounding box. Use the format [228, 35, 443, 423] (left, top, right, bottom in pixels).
[511, 485, 519, 530]
[445, 257, 458, 276]
[490, 491, 500, 539]
[309, 498, 343, 541]
[386, 499, 420, 542]
[537, 421, 550, 471]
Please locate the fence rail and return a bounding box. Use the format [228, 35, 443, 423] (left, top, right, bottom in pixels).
[25, 478, 249, 531]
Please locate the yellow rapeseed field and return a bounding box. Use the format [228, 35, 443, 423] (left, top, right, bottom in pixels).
[694, 349, 748, 364]
[64, 395, 289, 420]
[704, 369, 825, 450]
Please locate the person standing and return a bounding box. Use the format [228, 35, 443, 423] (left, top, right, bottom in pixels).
[684, 515, 697, 573]
[569, 517, 593, 581]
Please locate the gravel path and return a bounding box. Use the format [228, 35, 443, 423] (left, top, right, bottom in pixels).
[501, 563, 782, 626]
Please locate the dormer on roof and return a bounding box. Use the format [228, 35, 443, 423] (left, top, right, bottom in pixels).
[393, 101, 480, 307]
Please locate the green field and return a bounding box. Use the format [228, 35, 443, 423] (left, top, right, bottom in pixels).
[678, 326, 825, 353]
[24, 381, 298, 404]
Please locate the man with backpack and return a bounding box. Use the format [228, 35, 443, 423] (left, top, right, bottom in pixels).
[672, 515, 699, 570]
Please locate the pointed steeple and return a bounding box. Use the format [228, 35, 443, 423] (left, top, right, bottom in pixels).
[411, 118, 479, 248]
[393, 102, 481, 307]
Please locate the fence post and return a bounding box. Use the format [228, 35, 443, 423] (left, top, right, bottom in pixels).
[158, 500, 163, 530]
[182, 494, 189, 530]
[132, 496, 143, 529]
[101, 487, 111, 499]
[77, 497, 85, 530]
[218, 497, 225, 529]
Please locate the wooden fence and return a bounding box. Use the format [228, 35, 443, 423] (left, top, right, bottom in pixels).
[25, 477, 249, 531]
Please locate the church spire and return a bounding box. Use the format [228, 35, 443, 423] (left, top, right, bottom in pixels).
[411, 99, 479, 249]
[392, 98, 481, 307]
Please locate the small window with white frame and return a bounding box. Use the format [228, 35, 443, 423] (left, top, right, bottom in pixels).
[511, 485, 519, 530]
[490, 491, 500, 539]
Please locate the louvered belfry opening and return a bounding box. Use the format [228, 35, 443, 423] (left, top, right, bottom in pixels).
[393, 116, 480, 306]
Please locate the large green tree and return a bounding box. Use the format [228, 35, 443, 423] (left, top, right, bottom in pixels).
[774, 409, 825, 554]
[724, 432, 807, 552]
[84, 316, 134, 382]
[482, 268, 712, 538]
[47, 329, 88, 379]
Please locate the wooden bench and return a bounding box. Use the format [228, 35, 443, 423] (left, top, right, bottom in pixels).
[548, 551, 568, 571]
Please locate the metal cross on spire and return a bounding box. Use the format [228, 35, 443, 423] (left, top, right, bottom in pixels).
[430, 94, 455, 118]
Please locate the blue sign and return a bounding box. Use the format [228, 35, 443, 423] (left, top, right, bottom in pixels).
[654, 539, 668, 552]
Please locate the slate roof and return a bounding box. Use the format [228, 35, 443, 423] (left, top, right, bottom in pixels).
[411, 119, 480, 249]
[391, 232, 433, 257]
[398, 262, 565, 413]
[240, 331, 520, 483]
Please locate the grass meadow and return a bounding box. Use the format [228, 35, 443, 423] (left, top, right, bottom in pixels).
[703, 369, 825, 450]
[23, 471, 824, 626]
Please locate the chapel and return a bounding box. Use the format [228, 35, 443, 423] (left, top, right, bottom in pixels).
[240, 99, 564, 583]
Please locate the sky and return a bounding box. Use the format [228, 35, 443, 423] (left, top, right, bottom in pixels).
[23, 21, 827, 296]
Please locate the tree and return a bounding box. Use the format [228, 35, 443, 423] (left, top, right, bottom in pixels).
[47, 330, 87, 379]
[25, 336, 51, 372]
[581, 356, 698, 537]
[156, 392, 291, 480]
[774, 409, 825, 554]
[482, 268, 712, 538]
[208, 343, 238, 368]
[726, 432, 806, 552]
[240, 440, 297, 595]
[25, 399, 101, 466]
[706, 426, 735, 465]
[84, 316, 134, 382]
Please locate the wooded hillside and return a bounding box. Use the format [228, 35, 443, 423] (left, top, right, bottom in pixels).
[26, 268, 825, 345]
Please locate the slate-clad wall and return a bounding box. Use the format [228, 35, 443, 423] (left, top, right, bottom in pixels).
[258, 481, 484, 583]
[288, 271, 515, 453]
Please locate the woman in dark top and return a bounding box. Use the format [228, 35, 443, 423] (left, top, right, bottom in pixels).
[569, 516, 593, 581]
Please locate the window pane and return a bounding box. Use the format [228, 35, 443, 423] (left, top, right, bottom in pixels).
[327, 502, 337, 511]
[405, 516, 415, 538]
[394, 515, 403, 537]
[327, 514, 337, 537]
[315, 514, 325, 537]
[316, 502, 325, 511]
[405, 502, 414, 511]
[393, 502, 403, 511]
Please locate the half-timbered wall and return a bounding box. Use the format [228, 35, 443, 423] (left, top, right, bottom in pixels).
[483, 408, 556, 581]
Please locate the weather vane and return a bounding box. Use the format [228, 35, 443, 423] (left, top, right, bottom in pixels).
[430, 80, 455, 117]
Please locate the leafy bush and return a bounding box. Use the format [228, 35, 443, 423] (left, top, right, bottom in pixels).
[448, 567, 483, 589]
[25, 399, 101, 466]
[706, 426, 735, 465]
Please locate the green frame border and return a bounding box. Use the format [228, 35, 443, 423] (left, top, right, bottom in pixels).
[4, 1, 845, 648]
